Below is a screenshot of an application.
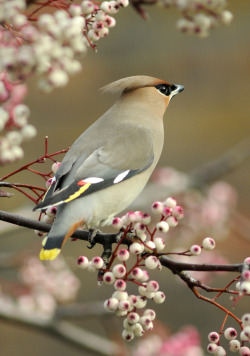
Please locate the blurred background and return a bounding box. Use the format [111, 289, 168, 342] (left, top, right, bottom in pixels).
[0, 1, 249, 355]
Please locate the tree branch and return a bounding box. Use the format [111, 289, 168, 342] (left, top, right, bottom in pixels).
[160, 256, 244, 274]
[0, 210, 118, 244]
[0, 210, 247, 275]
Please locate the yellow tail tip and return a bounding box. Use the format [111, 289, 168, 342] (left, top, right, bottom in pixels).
[40, 248, 61, 261]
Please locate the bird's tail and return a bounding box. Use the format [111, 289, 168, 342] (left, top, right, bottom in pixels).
[39, 220, 83, 260]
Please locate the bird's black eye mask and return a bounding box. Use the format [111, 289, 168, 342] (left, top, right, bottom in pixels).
[155, 83, 177, 96]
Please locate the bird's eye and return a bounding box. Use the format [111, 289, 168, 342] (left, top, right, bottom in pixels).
[155, 84, 171, 96]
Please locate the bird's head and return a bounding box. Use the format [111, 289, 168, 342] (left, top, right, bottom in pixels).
[101, 75, 184, 116]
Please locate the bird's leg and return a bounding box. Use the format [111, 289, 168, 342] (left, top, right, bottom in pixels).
[115, 230, 124, 243]
[87, 228, 101, 249]
[97, 239, 113, 285]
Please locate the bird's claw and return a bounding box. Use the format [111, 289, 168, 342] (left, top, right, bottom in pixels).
[87, 228, 101, 249]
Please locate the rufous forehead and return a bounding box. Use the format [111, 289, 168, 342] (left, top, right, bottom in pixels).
[152, 79, 172, 86]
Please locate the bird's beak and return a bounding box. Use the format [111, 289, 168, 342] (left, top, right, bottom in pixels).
[169, 84, 184, 100]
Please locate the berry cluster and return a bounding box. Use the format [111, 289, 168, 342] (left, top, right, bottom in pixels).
[157, 0, 233, 38]
[207, 314, 250, 355]
[0, 0, 129, 165]
[75, 197, 185, 341]
[0, 72, 36, 164]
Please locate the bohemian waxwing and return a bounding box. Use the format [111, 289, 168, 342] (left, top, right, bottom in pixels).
[35, 75, 184, 260]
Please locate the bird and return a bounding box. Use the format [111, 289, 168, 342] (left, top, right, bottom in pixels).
[34, 75, 184, 260]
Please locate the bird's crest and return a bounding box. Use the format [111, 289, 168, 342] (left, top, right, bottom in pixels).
[101, 75, 168, 94]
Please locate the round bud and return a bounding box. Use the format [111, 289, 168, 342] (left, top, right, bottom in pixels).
[117, 248, 129, 261]
[112, 264, 126, 278]
[134, 222, 146, 236]
[140, 315, 151, 326]
[140, 270, 149, 282]
[112, 217, 123, 230]
[128, 295, 138, 306]
[156, 221, 169, 233]
[145, 291, 155, 299]
[133, 323, 144, 337]
[229, 339, 240, 352]
[190, 244, 202, 256]
[123, 318, 133, 330]
[214, 346, 226, 356]
[125, 211, 137, 223]
[243, 326, 250, 338]
[240, 330, 250, 342]
[77, 256, 89, 269]
[104, 297, 118, 311]
[91, 256, 104, 269]
[122, 329, 134, 341]
[242, 313, 250, 327]
[146, 280, 159, 293]
[103, 271, 115, 284]
[42, 214, 54, 224]
[69, 4, 82, 16]
[131, 267, 144, 280]
[202, 237, 216, 250]
[141, 213, 151, 225]
[143, 321, 154, 331]
[81, 0, 95, 14]
[224, 327, 237, 340]
[242, 270, 250, 281]
[116, 309, 128, 317]
[154, 237, 165, 252]
[207, 343, 218, 353]
[45, 206, 57, 217]
[127, 312, 140, 324]
[219, 10, 233, 25]
[135, 296, 147, 309]
[138, 285, 147, 296]
[100, 1, 112, 12]
[208, 331, 220, 343]
[166, 216, 178, 227]
[172, 206, 184, 220]
[164, 197, 177, 208]
[143, 309, 156, 320]
[21, 125, 37, 140]
[153, 291, 165, 304]
[240, 281, 250, 294]
[129, 242, 144, 255]
[112, 291, 128, 301]
[240, 346, 250, 356]
[118, 300, 130, 311]
[145, 256, 159, 270]
[151, 201, 164, 214]
[244, 257, 250, 265]
[144, 241, 155, 253]
[114, 279, 126, 291]
[46, 178, 54, 188]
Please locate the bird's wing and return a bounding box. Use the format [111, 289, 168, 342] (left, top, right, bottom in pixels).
[34, 124, 154, 211]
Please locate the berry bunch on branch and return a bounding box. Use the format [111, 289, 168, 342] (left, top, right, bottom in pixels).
[1, 148, 249, 355]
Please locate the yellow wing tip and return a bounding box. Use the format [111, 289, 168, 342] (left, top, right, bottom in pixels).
[40, 248, 61, 261]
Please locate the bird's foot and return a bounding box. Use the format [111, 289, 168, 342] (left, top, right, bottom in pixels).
[87, 228, 101, 249]
[115, 229, 135, 243]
